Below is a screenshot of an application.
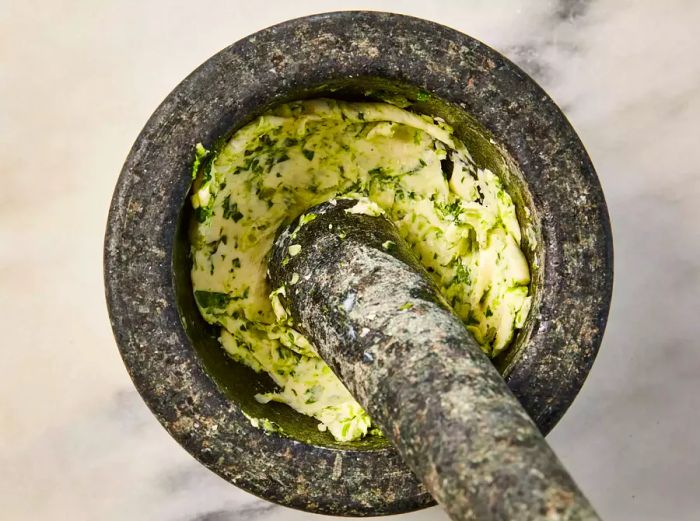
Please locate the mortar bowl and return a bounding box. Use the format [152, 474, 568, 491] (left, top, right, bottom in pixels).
[104, 11, 613, 516]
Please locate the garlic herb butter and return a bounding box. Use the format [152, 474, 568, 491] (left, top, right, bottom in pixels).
[190, 99, 531, 441]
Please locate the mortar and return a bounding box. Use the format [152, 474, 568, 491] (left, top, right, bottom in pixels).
[104, 11, 613, 516]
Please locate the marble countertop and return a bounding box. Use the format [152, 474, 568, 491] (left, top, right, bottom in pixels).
[1, 1, 698, 520]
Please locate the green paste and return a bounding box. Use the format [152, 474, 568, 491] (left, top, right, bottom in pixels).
[190, 99, 531, 442]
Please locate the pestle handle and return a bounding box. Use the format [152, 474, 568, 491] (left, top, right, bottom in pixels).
[268, 199, 601, 521]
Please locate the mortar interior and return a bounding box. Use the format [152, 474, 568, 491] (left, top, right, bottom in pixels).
[172, 77, 544, 450]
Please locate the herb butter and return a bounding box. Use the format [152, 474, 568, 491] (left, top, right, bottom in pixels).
[190, 99, 531, 442]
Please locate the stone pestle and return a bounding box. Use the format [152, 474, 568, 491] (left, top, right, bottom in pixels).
[267, 198, 601, 521]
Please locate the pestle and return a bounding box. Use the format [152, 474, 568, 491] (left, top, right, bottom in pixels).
[267, 198, 601, 521]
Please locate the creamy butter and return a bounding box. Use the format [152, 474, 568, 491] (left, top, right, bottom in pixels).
[190, 99, 531, 441]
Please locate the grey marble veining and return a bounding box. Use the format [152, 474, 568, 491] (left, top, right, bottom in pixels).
[1, 1, 699, 520]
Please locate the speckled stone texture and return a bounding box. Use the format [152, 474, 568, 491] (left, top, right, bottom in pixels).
[104, 11, 612, 516]
[269, 199, 600, 521]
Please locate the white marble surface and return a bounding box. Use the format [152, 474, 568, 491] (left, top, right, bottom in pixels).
[1, 1, 699, 519]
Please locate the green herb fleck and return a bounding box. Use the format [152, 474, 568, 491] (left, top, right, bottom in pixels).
[194, 206, 212, 223]
[302, 149, 315, 161]
[436, 200, 463, 220]
[454, 262, 471, 285]
[399, 302, 414, 311]
[194, 290, 230, 310]
[191, 143, 210, 180]
[290, 213, 318, 240]
[299, 213, 317, 227]
[222, 195, 244, 222]
[259, 133, 275, 147]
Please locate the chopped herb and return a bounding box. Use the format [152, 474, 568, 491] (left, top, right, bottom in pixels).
[399, 302, 414, 311]
[290, 213, 318, 240]
[302, 149, 315, 161]
[194, 290, 230, 310]
[436, 200, 463, 220]
[259, 133, 274, 146]
[194, 206, 212, 223]
[299, 213, 317, 226]
[231, 258, 241, 269]
[369, 427, 383, 436]
[454, 261, 472, 286]
[191, 143, 210, 180]
[222, 195, 244, 222]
